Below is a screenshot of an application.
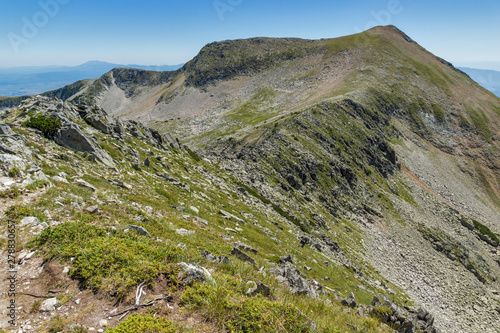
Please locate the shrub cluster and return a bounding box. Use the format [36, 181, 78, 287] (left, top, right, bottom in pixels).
[23, 115, 62, 137]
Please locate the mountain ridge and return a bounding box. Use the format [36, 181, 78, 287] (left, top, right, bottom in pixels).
[0, 61, 183, 97]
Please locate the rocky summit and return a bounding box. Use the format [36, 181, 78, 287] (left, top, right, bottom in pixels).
[0, 26, 499, 333]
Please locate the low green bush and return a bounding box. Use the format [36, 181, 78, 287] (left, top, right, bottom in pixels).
[29, 222, 180, 297]
[107, 314, 177, 333]
[23, 115, 62, 137]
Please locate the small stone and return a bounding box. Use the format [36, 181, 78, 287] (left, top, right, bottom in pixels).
[20, 217, 39, 226]
[280, 254, 293, 263]
[86, 205, 99, 214]
[304, 266, 312, 271]
[246, 281, 271, 297]
[231, 247, 256, 265]
[177, 262, 214, 285]
[175, 228, 195, 236]
[194, 217, 209, 226]
[75, 299, 80, 305]
[99, 319, 108, 327]
[128, 225, 151, 237]
[237, 242, 258, 254]
[341, 292, 357, 308]
[75, 179, 97, 192]
[201, 250, 217, 262]
[177, 243, 187, 250]
[62, 266, 70, 274]
[52, 176, 69, 183]
[109, 179, 133, 190]
[39, 298, 58, 312]
[190, 206, 199, 214]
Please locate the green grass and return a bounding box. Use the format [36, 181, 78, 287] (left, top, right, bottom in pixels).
[432, 104, 445, 122]
[467, 107, 492, 142]
[29, 223, 181, 297]
[181, 273, 315, 333]
[107, 314, 177, 333]
[459, 113, 471, 128]
[472, 219, 499, 243]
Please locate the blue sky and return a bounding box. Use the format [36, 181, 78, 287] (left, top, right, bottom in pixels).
[0, 0, 499, 70]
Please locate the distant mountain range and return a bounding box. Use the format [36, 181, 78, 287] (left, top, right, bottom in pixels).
[459, 67, 500, 97]
[0, 61, 183, 97]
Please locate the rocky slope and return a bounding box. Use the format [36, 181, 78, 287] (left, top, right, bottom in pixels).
[0, 95, 444, 333]
[0, 25, 499, 333]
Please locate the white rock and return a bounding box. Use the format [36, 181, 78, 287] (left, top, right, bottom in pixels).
[189, 206, 200, 214]
[62, 266, 70, 274]
[99, 319, 108, 327]
[175, 229, 195, 236]
[20, 217, 39, 226]
[39, 298, 58, 312]
[0, 176, 17, 187]
[52, 176, 69, 183]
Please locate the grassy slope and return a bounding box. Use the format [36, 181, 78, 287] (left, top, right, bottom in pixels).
[0, 104, 400, 332]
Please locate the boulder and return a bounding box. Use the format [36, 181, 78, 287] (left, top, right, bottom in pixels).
[84, 115, 110, 134]
[55, 124, 115, 167]
[55, 123, 95, 152]
[269, 263, 318, 298]
[0, 124, 14, 136]
[0, 154, 26, 173]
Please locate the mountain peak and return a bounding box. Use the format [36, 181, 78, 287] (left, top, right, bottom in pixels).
[365, 25, 417, 43]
